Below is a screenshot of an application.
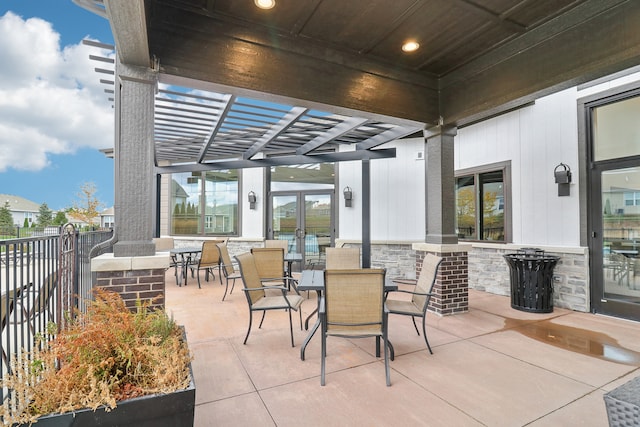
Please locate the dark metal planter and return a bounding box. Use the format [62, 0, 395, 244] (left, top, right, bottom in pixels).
[16, 327, 195, 427]
[17, 377, 195, 427]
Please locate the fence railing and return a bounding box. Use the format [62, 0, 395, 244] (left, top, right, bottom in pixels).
[0, 226, 113, 401]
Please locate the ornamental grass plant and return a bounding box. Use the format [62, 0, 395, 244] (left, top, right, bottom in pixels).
[0, 290, 191, 426]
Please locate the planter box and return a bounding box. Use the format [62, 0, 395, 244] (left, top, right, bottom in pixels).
[17, 327, 196, 427]
[19, 375, 195, 427]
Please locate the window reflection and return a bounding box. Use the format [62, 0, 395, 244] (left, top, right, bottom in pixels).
[171, 170, 239, 235]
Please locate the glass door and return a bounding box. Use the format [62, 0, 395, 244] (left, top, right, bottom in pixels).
[589, 93, 640, 321]
[270, 191, 333, 269]
[593, 166, 640, 320]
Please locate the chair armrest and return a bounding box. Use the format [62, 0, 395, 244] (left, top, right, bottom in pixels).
[242, 285, 287, 292]
[386, 289, 432, 297]
[260, 277, 291, 283]
[391, 278, 417, 286]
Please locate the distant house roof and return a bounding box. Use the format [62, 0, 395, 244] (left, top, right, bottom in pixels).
[0, 194, 41, 212]
[101, 206, 114, 215]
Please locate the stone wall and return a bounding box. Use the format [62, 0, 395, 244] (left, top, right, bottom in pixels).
[468, 245, 589, 312]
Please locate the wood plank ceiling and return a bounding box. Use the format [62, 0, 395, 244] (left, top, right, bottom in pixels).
[79, 0, 640, 169]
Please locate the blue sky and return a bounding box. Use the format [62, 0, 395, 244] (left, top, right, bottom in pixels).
[0, 1, 115, 211]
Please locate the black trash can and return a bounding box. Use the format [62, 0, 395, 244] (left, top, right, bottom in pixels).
[503, 248, 559, 313]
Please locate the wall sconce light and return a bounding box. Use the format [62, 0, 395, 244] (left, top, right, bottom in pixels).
[248, 191, 257, 209]
[554, 163, 572, 197]
[343, 186, 353, 207]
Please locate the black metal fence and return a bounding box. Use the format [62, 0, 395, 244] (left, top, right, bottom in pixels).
[0, 226, 113, 401]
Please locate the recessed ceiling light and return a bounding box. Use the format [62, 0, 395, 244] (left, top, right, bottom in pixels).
[255, 0, 275, 9]
[402, 41, 420, 52]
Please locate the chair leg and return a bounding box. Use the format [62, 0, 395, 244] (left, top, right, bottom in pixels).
[421, 316, 433, 354]
[411, 316, 420, 336]
[320, 323, 326, 386]
[383, 335, 391, 386]
[222, 277, 229, 301]
[197, 268, 202, 289]
[218, 265, 223, 285]
[243, 310, 253, 345]
[230, 278, 236, 295]
[288, 308, 295, 347]
[258, 311, 267, 328]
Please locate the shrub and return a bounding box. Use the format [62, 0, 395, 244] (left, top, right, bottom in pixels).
[0, 290, 191, 425]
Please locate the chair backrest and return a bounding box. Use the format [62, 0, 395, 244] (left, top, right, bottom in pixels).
[265, 239, 289, 254]
[199, 240, 222, 267]
[235, 252, 265, 305]
[32, 273, 57, 317]
[414, 254, 443, 311]
[217, 243, 235, 276]
[0, 292, 14, 330]
[325, 247, 360, 269]
[250, 247, 285, 279]
[153, 237, 175, 251]
[323, 268, 386, 334]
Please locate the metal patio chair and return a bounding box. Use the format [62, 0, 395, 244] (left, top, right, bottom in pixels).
[217, 243, 242, 301]
[251, 247, 299, 294]
[385, 253, 443, 354]
[190, 240, 223, 288]
[321, 268, 390, 386]
[235, 252, 304, 347]
[325, 247, 360, 269]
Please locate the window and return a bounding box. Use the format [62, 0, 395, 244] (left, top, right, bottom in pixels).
[624, 191, 640, 206]
[455, 162, 510, 242]
[170, 170, 239, 235]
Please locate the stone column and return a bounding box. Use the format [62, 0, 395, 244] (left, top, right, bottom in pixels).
[424, 125, 458, 244]
[112, 58, 157, 257]
[418, 125, 469, 314]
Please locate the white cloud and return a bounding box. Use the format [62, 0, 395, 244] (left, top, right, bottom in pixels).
[0, 11, 113, 172]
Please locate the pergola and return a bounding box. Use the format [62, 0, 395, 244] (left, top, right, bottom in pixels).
[75, 0, 640, 264]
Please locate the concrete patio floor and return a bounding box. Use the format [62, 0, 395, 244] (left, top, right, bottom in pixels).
[164, 269, 640, 427]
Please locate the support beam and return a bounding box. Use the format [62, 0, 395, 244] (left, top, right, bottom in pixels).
[112, 59, 157, 257]
[155, 148, 397, 174]
[424, 125, 458, 245]
[362, 159, 371, 268]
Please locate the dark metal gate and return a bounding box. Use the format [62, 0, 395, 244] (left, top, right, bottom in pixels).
[58, 224, 77, 330]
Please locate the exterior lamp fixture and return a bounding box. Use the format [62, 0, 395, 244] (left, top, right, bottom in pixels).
[248, 191, 257, 209]
[554, 163, 572, 197]
[343, 186, 353, 207]
[255, 0, 275, 9]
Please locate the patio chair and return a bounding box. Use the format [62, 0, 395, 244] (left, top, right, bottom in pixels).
[153, 237, 178, 275]
[325, 247, 360, 269]
[385, 253, 443, 354]
[321, 268, 390, 386]
[15, 273, 57, 335]
[190, 240, 223, 288]
[265, 239, 289, 254]
[217, 243, 242, 301]
[251, 247, 299, 294]
[265, 239, 293, 275]
[235, 252, 304, 347]
[1, 282, 32, 364]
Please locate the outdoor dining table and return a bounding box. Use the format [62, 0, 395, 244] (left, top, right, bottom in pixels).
[169, 247, 201, 286]
[297, 269, 397, 361]
[284, 252, 303, 276]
